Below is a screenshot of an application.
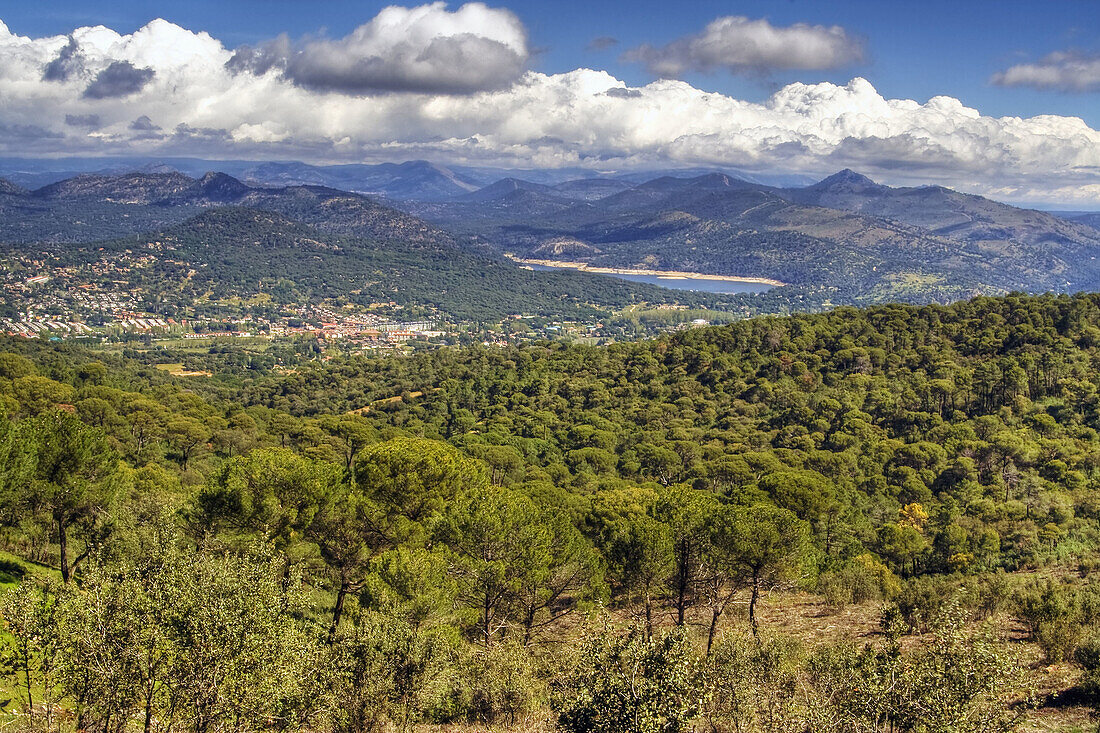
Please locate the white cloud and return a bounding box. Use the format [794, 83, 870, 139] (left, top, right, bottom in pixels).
[227, 2, 528, 94]
[991, 51, 1100, 93]
[0, 13, 1098, 205]
[622, 16, 863, 78]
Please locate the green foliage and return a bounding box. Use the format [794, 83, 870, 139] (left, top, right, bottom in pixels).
[329, 609, 461, 732]
[705, 633, 804, 733]
[1014, 578, 1100, 663]
[818, 553, 900, 611]
[809, 602, 1027, 732]
[3, 410, 120, 582]
[1, 532, 326, 732]
[464, 641, 544, 725]
[556, 625, 703, 733]
[0, 290, 1098, 730]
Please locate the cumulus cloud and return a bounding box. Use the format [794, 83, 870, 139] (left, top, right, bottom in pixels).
[0, 14, 1098, 204]
[228, 2, 528, 94]
[129, 115, 160, 131]
[991, 51, 1100, 92]
[42, 36, 83, 81]
[622, 16, 864, 78]
[83, 60, 154, 98]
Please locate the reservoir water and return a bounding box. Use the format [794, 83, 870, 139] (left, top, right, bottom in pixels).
[527, 263, 773, 294]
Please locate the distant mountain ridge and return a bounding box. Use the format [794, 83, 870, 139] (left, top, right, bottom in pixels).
[789, 169, 1100, 248]
[0, 170, 452, 246]
[398, 168, 1100, 302]
[0, 156, 815, 200]
[6, 164, 1100, 309]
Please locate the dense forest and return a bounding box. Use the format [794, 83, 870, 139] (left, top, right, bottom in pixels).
[2, 292, 1100, 731]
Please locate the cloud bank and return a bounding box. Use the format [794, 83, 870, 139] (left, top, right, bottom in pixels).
[992, 51, 1100, 93]
[622, 16, 864, 77]
[227, 2, 528, 94]
[0, 9, 1098, 205]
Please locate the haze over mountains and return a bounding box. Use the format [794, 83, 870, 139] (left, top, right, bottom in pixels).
[2, 160, 1100, 317]
[0, 157, 815, 201]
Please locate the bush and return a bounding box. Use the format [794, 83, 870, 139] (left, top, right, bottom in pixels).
[1014, 579, 1074, 638]
[465, 641, 544, 725]
[818, 554, 899, 612]
[813, 602, 1026, 733]
[882, 575, 956, 632]
[972, 571, 1014, 619]
[1075, 636, 1100, 719]
[1075, 636, 1100, 675]
[1014, 578, 1100, 663]
[1036, 620, 1083, 663]
[706, 633, 804, 732]
[556, 625, 702, 733]
[330, 611, 462, 732]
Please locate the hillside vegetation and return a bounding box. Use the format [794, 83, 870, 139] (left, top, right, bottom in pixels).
[0, 292, 1099, 730]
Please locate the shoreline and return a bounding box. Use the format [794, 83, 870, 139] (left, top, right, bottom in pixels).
[507, 255, 786, 287]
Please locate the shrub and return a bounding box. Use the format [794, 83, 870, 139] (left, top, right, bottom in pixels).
[882, 575, 955, 632]
[818, 554, 900, 612]
[465, 641, 544, 726]
[1036, 620, 1083, 663]
[1074, 636, 1100, 675]
[705, 633, 804, 732]
[556, 625, 702, 733]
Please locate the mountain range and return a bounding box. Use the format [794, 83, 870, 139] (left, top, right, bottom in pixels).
[0, 156, 815, 201]
[2, 163, 1100, 318]
[400, 168, 1100, 302]
[0, 171, 750, 323]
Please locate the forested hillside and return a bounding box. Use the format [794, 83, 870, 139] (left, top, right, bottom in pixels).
[1, 292, 1100, 731]
[14, 207, 745, 323]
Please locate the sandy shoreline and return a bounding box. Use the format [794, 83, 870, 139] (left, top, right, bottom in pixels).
[507, 256, 786, 287]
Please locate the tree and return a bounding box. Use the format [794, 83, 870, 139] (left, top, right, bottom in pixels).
[514, 510, 605, 646]
[604, 513, 674, 641]
[434, 485, 557, 645]
[192, 448, 335, 547]
[655, 485, 716, 626]
[724, 505, 809, 637]
[0, 578, 61, 727]
[319, 414, 376, 478]
[308, 484, 389, 638]
[356, 437, 483, 529]
[166, 416, 210, 471]
[8, 411, 119, 583]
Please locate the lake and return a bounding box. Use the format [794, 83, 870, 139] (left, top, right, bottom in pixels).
[527, 263, 774, 294]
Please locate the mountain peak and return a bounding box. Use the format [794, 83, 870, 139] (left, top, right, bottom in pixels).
[813, 169, 880, 191]
[692, 172, 737, 187]
[461, 177, 556, 202]
[33, 171, 194, 201]
[191, 171, 251, 201]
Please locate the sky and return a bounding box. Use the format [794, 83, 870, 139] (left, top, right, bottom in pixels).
[0, 0, 1098, 205]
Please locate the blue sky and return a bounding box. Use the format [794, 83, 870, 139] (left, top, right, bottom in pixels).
[5, 0, 1097, 124]
[0, 1, 1098, 205]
